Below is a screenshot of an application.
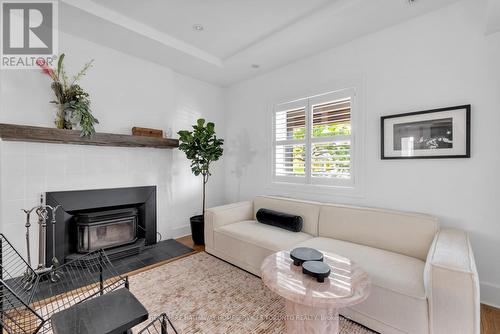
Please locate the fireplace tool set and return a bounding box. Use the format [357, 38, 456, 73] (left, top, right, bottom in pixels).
[0, 195, 179, 334]
[21, 195, 62, 288]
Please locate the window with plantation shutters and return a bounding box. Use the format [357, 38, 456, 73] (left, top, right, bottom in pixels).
[273, 89, 355, 187]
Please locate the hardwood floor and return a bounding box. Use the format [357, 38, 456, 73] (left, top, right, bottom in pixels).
[173, 235, 500, 334]
[481, 304, 500, 334]
[176, 235, 205, 253]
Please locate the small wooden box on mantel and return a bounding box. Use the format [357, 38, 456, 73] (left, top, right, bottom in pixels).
[132, 127, 163, 138]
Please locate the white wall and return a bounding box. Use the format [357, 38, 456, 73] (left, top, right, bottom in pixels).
[0, 31, 226, 262]
[224, 0, 500, 306]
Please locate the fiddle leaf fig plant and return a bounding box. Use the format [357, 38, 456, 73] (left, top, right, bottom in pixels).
[178, 119, 224, 214]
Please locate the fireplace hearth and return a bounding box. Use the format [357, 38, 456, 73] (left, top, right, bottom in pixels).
[45, 186, 157, 264]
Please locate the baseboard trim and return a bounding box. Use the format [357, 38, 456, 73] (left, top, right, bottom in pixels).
[481, 281, 500, 308]
[169, 225, 191, 239]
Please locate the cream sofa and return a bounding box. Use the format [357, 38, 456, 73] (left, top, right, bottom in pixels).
[204, 195, 479, 334]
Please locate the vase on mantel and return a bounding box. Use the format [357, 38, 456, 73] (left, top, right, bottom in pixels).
[55, 104, 75, 130]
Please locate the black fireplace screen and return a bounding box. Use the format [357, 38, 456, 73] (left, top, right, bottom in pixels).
[76, 208, 138, 253]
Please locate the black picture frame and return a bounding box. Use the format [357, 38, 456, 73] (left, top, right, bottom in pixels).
[381, 105, 471, 159]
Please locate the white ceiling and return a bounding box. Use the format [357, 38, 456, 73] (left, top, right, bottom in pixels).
[96, 0, 332, 60]
[59, 0, 461, 86]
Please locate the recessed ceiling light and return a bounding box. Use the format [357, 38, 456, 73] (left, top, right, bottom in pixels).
[251, 64, 260, 69]
[193, 24, 204, 31]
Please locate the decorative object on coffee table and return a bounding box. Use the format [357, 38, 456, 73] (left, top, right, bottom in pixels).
[36, 54, 99, 137]
[290, 247, 323, 266]
[261, 250, 371, 334]
[177, 119, 224, 245]
[302, 261, 331, 283]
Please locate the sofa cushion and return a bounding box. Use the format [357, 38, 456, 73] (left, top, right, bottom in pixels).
[318, 204, 439, 260]
[294, 237, 426, 299]
[253, 196, 320, 236]
[216, 220, 312, 253]
[256, 208, 303, 232]
[214, 220, 312, 275]
[295, 237, 429, 333]
[341, 285, 429, 334]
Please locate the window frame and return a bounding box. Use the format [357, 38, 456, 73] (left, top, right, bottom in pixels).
[272, 87, 359, 190]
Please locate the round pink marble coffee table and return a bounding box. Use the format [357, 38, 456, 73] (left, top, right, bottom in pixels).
[261, 250, 370, 334]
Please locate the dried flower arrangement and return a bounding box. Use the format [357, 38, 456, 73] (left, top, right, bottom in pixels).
[37, 54, 99, 137]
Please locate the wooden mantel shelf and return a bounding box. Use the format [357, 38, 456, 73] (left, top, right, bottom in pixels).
[0, 123, 179, 149]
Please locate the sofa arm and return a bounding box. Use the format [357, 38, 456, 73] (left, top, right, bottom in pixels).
[204, 201, 253, 250]
[424, 228, 480, 334]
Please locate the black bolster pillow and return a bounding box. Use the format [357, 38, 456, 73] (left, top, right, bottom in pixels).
[256, 208, 303, 232]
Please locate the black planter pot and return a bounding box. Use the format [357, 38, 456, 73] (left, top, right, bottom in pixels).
[190, 215, 205, 246]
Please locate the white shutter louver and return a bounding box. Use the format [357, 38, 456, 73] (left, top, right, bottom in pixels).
[274, 106, 306, 179]
[275, 144, 306, 177]
[312, 99, 351, 137]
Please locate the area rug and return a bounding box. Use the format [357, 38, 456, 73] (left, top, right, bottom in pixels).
[129, 252, 375, 333]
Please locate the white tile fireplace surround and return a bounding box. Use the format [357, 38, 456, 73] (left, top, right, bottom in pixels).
[0, 140, 207, 262]
[0, 31, 226, 263]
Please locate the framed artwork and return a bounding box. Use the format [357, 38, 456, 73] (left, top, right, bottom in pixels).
[381, 105, 470, 159]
